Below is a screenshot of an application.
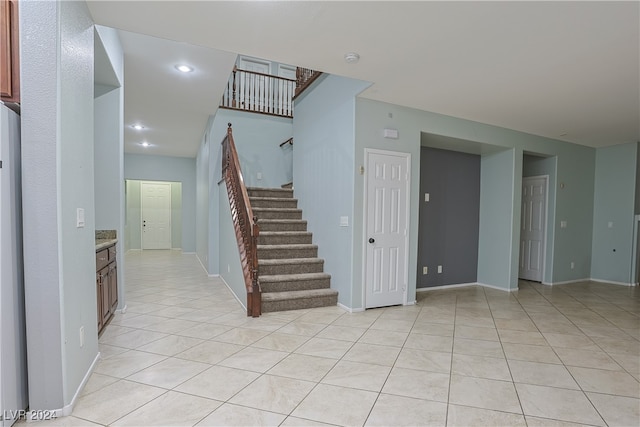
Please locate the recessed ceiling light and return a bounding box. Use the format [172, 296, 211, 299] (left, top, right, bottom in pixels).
[141, 141, 150, 147]
[175, 64, 194, 73]
[344, 52, 360, 63]
[132, 124, 144, 130]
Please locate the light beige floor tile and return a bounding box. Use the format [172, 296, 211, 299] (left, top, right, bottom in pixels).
[357, 328, 408, 347]
[365, 393, 447, 426]
[554, 347, 623, 371]
[219, 346, 289, 373]
[175, 340, 244, 364]
[277, 321, 327, 337]
[610, 352, 640, 378]
[410, 322, 455, 337]
[592, 335, 640, 355]
[586, 392, 640, 427]
[294, 337, 353, 359]
[524, 416, 593, 427]
[330, 313, 380, 329]
[114, 314, 168, 329]
[449, 375, 521, 413]
[229, 374, 314, 414]
[568, 366, 640, 397]
[382, 367, 450, 402]
[99, 329, 168, 349]
[241, 318, 289, 332]
[98, 343, 129, 359]
[295, 311, 344, 325]
[99, 325, 135, 340]
[455, 315, 495, 328]
[93, 350, 166, 378]
[72, 380, 165, 425]
[196, 403, 286, 427]
[136, 334, 203, 356]
[79, 373, 119, 397]
[494, 318, 538, 332]
[175, 323, 233, 339]
[454, 338, 504, 358]
[502, 342, 561, 364]
[342, 342, 401, 366]
[446, 404, 527, 427]
[279, 416, 334, 426]
[455, 325, 500, 341]
[291, 384, 378, 426]
[126, 357, 210, 389]
[111, 390, 221, 426]
[267, 354, 337, 382]
[370, 318, 415, 332]
[211, 327, 270, 345]
[509, 359, 579, 389]
[321, 360, 391, 392]
[14, 416, 102, 426]
[515, 383, 605, 426]
[315, 325, 367, 342]
[498, 329, 548, 346]
[395, 348, 451, 373]
[542, 332, 597, 350]
[404, 333, 453, 352]
[452, 353, 511, 381]
[251, 332, 310, 352]
[174, 365, 259, 401]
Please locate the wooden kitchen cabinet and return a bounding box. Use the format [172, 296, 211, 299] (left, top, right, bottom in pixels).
[1, 0, 20, 104]
[96, 243, 118, 334]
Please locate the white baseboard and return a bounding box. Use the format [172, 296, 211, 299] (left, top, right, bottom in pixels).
[182, 251, 195, 254]
[219, 275, 246, 311]
[478, 282, 519, 292]
[589, 278, 637, 287]
[545, 278, 590, 285]
[195, 254, 210, 276]
[208, 273, 220, 278]
[34, 352, 100, 419]
[115, 304, 128, 314]
[416, 282, 479, 292]
[337, 303, 364, 313]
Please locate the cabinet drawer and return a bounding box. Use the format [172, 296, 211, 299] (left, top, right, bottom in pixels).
[96, 248, 109, 271]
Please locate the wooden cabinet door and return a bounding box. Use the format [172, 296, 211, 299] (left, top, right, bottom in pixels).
[109, 263, 118, 314]
[1, 0, 19, 103]
[97, 272, 103, 332]
[100, 266, 111, 326]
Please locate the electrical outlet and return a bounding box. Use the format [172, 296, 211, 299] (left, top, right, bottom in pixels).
[227, 264, 230, 273]
[79, 326, 85, 348]
[570, 261, 575, 270]
[437, 265, 443, 274]
[423, 266, 428, 275]
[424, 193, 430, 202]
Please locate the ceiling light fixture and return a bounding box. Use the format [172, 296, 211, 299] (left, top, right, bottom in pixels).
[141, 141, 150, 147]
[175, 64, 194, 73]
[344, 52, 360, 64]
[132, 124, 144, 130]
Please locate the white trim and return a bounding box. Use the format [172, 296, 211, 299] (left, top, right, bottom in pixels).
[545, 278, 590, 285]
[478, 282, 519, 292]
[195, 254, 209, 275]
[219, 275, 247, 311]
[140, 181, 173, 250]
[337, 303, 365, 313]
[416, 282, 479, 291]
[589, 278, 637, 287]
[362, 148, 412, 309]
[31, 353, 100, 419]
[171, 248, 183, 251]
[115, 304, 128, 314]
[208, 273, 220, 278]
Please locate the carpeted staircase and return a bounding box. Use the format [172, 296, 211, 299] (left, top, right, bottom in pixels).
[247, 187, 338, 313]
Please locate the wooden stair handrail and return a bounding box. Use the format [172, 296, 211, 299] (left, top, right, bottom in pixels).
[293, 67, 322, 99]
[279, 137, 293, 147]
[221, 123, 261, 317]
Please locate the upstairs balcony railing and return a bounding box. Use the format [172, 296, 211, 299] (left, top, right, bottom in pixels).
[220, 66, 321, 118]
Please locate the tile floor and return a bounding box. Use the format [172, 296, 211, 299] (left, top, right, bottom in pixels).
[35, 251, 640, 426]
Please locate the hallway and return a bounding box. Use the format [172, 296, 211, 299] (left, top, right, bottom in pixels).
[41, 251, 639, 426]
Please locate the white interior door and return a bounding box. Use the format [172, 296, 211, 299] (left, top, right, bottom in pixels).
[364, 149, 410, 308]
[519, 176, 548, 281]
[238, 57, 270, 111]
[277, 65, 296, 114]
[141, 182, 172, 250]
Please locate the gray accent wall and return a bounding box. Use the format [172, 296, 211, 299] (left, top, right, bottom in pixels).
[417, 147, 480, 287]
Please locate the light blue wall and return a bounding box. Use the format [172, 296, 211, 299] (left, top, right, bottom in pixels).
[523, 155, 558, 284]
[124, 154, 196, 251]
[478, 149, 519, 290]
[355, 98, 596, 298]
[591, 142, 638, 284]
[293, 75, 371, 309]
[195, 129, 210, 270]
[20, 0, 98, 409]
[219, 183, 246, 307]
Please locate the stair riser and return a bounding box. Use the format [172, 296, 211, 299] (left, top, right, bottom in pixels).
[258, 234, 312, 245]
[259, 222, 307, 232]
[251, 199, 298, 209]
[258, 247, 318, 259]
[259, 262, 324, 276]
[260, 278, 330, 293]
[254, 210, 302, 220]
[248, 189, 293, 199]
[262, 294, 338, 313]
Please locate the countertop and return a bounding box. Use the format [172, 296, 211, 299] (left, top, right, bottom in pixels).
[96, 239, 117, 252]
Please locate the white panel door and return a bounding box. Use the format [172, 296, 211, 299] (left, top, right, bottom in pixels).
[519, 176, 547, 281]
[141, 182, 172, 250]
[365, 150, 410, 308]
[238, 57, 270, 111]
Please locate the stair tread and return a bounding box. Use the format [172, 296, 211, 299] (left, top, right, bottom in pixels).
[261, 288, 339, 301]
[247, 187, 292, 192]
[253, 207, 301, 211]
[249, 197, 298, 201]
[260, 231, 311, 236]
[260, 272, 331, 282]
[259, 257, 323, 265]
[258, 244, 318, 249]
[258, 219, 306, 223]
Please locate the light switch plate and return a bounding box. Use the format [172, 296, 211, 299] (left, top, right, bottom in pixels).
[340, 216, 349, 227]
[76, 208, 85, 228]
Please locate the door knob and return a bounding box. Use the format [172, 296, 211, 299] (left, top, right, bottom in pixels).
[368, 238, 375, 244]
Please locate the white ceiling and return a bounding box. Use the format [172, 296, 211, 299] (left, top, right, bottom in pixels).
[87, 1, 639, 158]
